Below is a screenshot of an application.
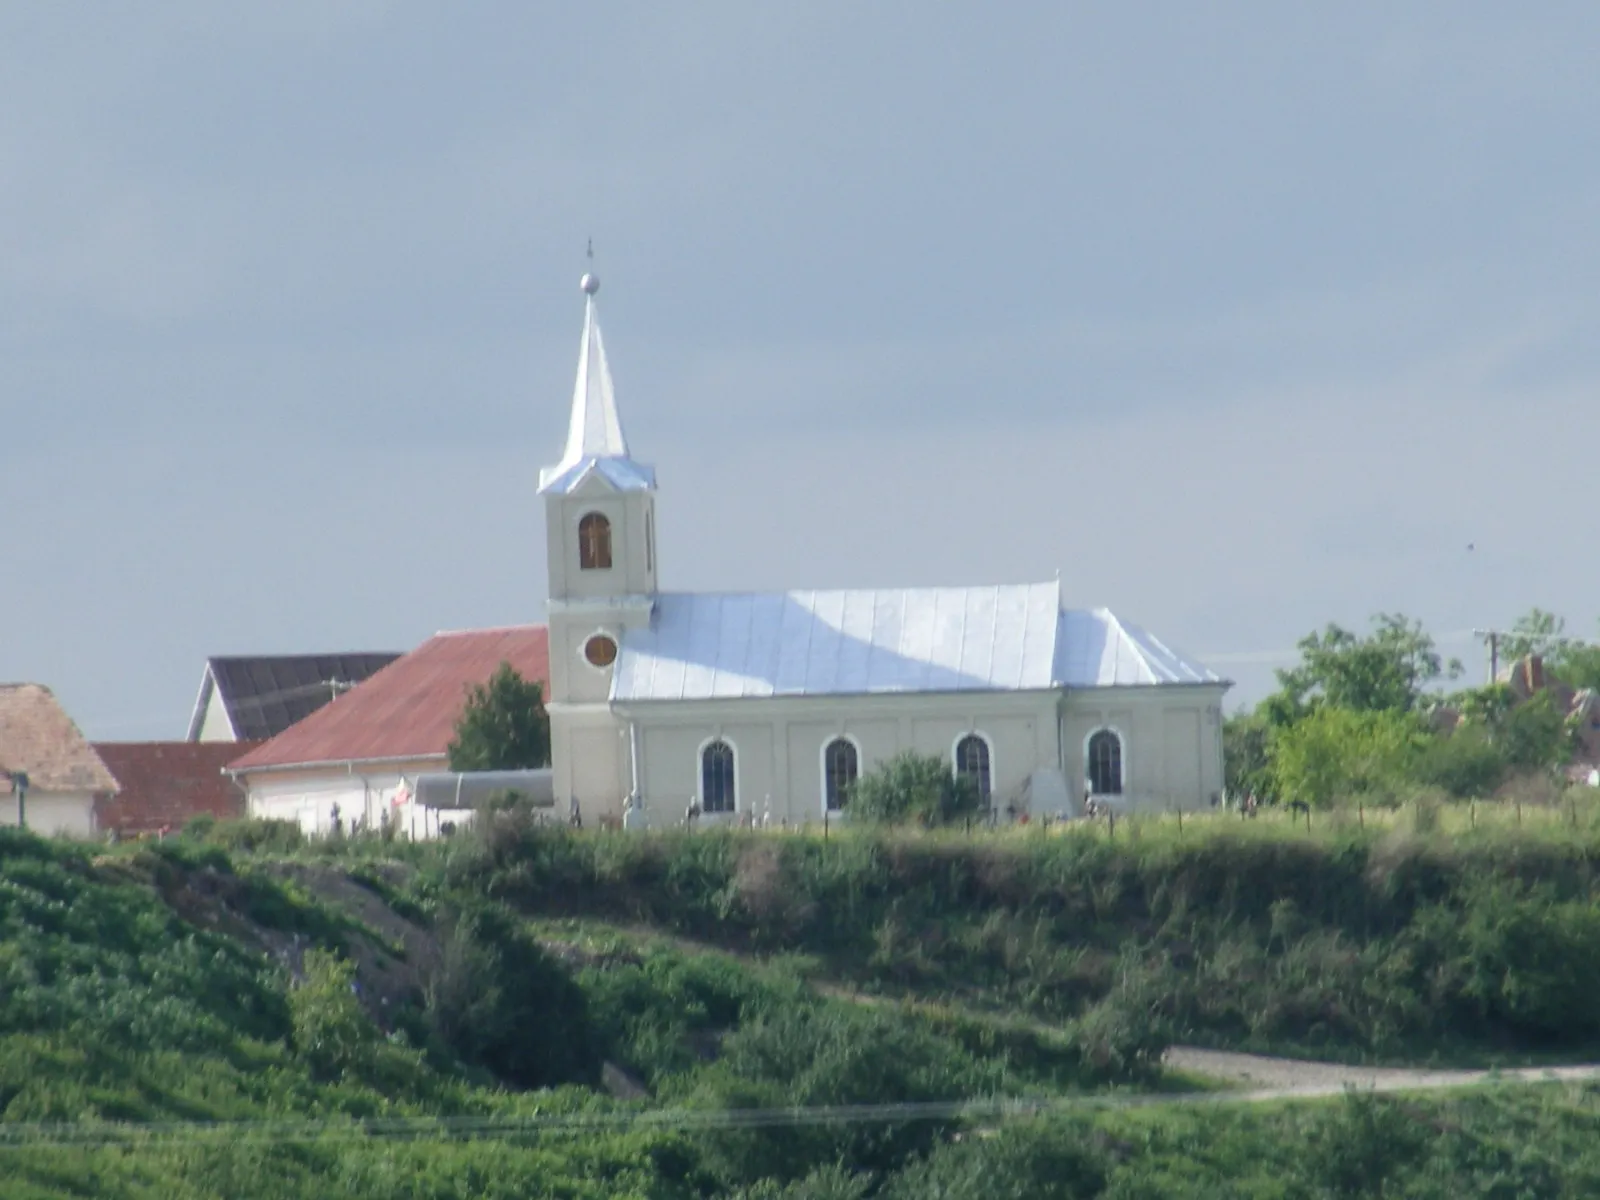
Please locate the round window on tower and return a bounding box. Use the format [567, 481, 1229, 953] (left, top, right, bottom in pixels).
[584, 634, 619, 668]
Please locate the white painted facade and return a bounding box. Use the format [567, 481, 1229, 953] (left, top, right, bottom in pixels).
[0, 791, 99, 839]
[243, 760, 470, 839]
[538, 277, 1229, 827]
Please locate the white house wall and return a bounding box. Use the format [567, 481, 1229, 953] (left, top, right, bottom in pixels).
[0, 791, 98, 838]
[239, 760, 471, 840]
[197, 684, 236, 742]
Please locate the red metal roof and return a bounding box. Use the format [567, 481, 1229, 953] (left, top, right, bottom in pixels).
[227, 626, 550, 772]
[93, 741, 262, 834]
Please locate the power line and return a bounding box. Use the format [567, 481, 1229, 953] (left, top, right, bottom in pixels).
[0, 1069, 1590, 1150]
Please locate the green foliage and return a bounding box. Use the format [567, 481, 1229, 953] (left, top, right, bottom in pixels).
[883, 1117, 1108, 1199]
[445, 661, 551, 772]
[1272, 613, 1459, 718]
[289, 949, 380, 1082]
[24, 813, 1600, 1195]
[1553, 639, 1600, 691]
[848, 752, 984, 827]
[1268, 705, 1426, 807]
[1503, 607, 1575, 662]
[424, 901, 599, 1088]
[1499, 690, 1577, 772]
[1412, 724, 1507, 798]
[1222, 711, 1273, 801]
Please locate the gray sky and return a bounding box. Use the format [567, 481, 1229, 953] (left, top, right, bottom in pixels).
[4, 3, 1599, 739]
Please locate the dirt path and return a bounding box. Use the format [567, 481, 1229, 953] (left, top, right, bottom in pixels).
[1162, 1046, 1600, 1101]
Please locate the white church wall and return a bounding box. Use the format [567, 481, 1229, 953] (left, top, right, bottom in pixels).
[622, 691, 1062, 825]
[550, 706, 630, 821]
[1061, 685, 1227, 814]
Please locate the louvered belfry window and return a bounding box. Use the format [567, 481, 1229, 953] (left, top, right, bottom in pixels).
[578, 512, 612, 570]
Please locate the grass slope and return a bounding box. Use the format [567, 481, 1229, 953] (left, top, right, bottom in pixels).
[5, 814, 1600, 1194]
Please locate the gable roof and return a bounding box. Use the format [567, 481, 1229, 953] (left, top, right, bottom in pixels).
[0, 683, 119, 793]
[188, 652, 403, 741]
[227, 626, 550, 772]
[93, 741, 261, 834]
[610, 585, 1221, 702]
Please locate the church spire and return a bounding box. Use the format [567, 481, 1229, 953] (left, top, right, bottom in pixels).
[539, 260, 655, 494]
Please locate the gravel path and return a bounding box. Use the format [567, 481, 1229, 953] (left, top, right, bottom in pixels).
[1162, 1047, 1600, 1101]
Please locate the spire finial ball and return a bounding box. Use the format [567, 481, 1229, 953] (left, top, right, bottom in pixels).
[580, 272, 600, 296]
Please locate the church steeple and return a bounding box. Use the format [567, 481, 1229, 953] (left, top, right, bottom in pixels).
[538, 268, 655, 494]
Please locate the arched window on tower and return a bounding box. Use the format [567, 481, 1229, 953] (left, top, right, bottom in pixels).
[578, 512, 612, 570]
[954, 734, 992, 802]
[1087, 729, 1124, 795]
[701, 740, 737, 814]
[823, 737, 858, 811]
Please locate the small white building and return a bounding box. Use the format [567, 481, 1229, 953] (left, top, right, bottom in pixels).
[225, 627, 550, 838]
[0, 683, 119, 838]
[540, 273, 1230, 826]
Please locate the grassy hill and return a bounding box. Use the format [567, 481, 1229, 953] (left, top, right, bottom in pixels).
[5, 812, 1600, 1196]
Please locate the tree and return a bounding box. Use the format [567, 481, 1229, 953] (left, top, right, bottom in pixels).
[1497, 691, 1576, 773]
[1223, 711, 1274, 802]
[1269, 706, 1426, 808]
[1271, 614, 1459, 718]
[1502, 608, 1574, 663]
[289, 950, 380, 1083]
[1552, 640, 1600, 691]
[1443, 683, 1574, 775]
[446, 661, 550, 772]
[848, 752, 983, 828]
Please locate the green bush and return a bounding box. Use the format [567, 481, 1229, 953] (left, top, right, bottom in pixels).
[424, 901, 600, 1088]
[290, 949, 380, 1082]
[849, 752, 984, 828]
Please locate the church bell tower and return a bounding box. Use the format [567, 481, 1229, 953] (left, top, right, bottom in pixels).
[538, 268, 657, 818]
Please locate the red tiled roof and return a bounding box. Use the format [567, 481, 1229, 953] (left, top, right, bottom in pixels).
[93, 741, 263, 835]
[227, 626, 550, 772]
[0, 683, 118, 793]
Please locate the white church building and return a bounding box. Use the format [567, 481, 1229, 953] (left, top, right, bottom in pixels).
[540, 272, 1229, 826]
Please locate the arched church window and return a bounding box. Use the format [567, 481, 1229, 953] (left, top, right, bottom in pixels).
[578, 512, 612, 570]
[701, 740, 737, 814]
[954, 734, 992, 801]
[1087, 729, 1123, 795]
[823, 737, 858, 811]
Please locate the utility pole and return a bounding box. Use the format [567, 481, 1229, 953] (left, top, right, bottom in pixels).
[1472, 628, 1505, 685]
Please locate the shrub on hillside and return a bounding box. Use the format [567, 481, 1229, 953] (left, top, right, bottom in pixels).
[692, 1003, 996, 1187]
[849, 752, 984, 828]
[425, 901, 599, 1088]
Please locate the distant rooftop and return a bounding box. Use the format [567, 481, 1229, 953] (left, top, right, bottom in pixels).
[187, 653, 403, 742]
[228, 626, 550, 772]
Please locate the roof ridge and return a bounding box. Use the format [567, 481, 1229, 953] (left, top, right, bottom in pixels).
[656, 581, 1060, 601]
[431, 622, 550, 638]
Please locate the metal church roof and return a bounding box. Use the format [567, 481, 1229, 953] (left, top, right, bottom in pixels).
[610, 585, 1221, 702]
[1054, 608, 1222, 687]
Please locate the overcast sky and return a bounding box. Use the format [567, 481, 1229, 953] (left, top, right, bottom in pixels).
[4, 4, 1599, 739]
